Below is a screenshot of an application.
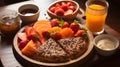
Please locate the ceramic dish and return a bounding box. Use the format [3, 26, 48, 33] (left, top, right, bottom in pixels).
[94, 34, 119, 56]
[47, 0, 83, 20]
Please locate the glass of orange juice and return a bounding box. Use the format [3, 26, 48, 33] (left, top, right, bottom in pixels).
[85, 0, 109, 35]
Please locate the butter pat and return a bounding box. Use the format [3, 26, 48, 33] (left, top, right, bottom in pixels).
[97, 38, 115, 50]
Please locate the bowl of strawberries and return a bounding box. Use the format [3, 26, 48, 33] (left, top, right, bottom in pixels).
[47, 0, 80, 20]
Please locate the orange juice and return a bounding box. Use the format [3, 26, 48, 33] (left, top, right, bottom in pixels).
[86, 4, 107, 32]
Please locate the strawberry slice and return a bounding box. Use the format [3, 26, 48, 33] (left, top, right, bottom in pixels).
[18, 33, 27, 41]
[25, 26, 40, 42]
[67, 2, 73, 6]
[64, 9, 73, 16]
[49, 6, 56, 13]
[27, 30, 40, 41]
[69, 6, 76, 12]
[19, 40, 28, 49]
[25, 26, 33, 35]
[55, 3, 61, 7]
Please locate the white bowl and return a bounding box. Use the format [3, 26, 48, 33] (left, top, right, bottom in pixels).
[94, 34, 119, 56]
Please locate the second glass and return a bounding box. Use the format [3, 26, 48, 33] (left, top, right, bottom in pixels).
[85, 0, 109, 35]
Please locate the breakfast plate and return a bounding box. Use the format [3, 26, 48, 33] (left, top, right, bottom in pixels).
[13, 19, 94, 67]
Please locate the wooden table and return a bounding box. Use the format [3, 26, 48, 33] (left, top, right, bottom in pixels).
[0, 0, 120, 67]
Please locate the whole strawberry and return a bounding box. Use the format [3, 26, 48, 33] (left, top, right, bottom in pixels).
[42, 30, 50, 39]
[50, 18, 60, 27]
[55, 8, 64, 16]
[61, 21, 69, 28]
[49, 6, 56, 13]
[70, 20, 80, 34]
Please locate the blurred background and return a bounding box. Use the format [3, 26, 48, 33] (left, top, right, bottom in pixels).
[0, 0, 120, 7]
[0, 0, 120, 11]
[0, 0, 29, 6]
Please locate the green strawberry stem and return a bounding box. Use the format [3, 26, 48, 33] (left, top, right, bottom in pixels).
[59, 18, 64, 27]
[73, 20, 79, 24]
[45, 33, 50, 39]
[51, 30, 57, 35]
[80, 27, 87, 31]
[34, 35, 40, 41]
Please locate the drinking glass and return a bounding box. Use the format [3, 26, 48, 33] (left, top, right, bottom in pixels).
[85, 0, 109, 35]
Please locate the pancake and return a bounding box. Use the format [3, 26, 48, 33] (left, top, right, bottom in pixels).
[33, 38, 70, 62]
[58, 37, 88, 59]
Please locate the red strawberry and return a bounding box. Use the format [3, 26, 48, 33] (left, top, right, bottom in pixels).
[55, 8, 64, 16]
[51, 32, 62, 40]
[42, 30, 50, 39]
[25, 26, 33, 35]
[62, 22, 69, 28]
[69, 6, 76, 12]
[70, 20, 80, 33]
[49, 6, 56, 13]
[55, 3, 61, 7]
[27, 34, 39, 41]
[19, 40, 28, 49]
[74, 30, 85, 37]
[61, 2, 66, 5]
[64, 9, 73, 16]
[50, 18, 60, 27]
[25, 26, 40, 41]
[67, 2, 73, 6]
[61, 2, 68, 11]
[18, 33, 27, 41]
